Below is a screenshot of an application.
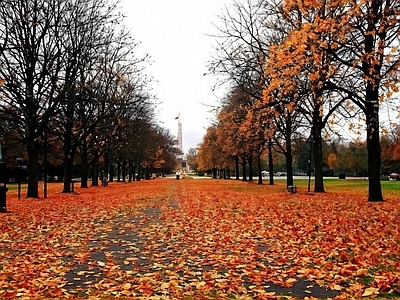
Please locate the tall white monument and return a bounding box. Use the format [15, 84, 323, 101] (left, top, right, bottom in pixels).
[177, 115, 183, 154]
[175, 114, 189, 174]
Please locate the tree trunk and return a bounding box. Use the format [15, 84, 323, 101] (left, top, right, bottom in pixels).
[285, 151, 294, 187]
[104, 152, 109, 182]
[62, 102, 75, 193]
[257, 153, 263, 185]
[122, 161, 126, 182]
[226, 167, 231, 179]
[132, 164, 137, 181]
[268, 139, 274, 185]
[91, 151, 99, 186]
[313, 112, 325, 193]
[248, 155, 253, 181]
[212, 168, 217, 179]
[117, 159, 121, 182]
[26, 143, 39, 198]
[62, 126, 74, 193]
[285, 117, 294, 187]
[145, 168, 151, 180]
[80, 145, 89, 188]
[24, 65, 40, 198]
[235, 155, 240, 180]
[365, 91, 383, 201]
[109, 164, 114, 182]
[62, 151, 74, 193]
[242, 158, 247, 182]
[137, 165, 141, 181]
[128, 161, 132, 182]
[363, 3, 383, 202]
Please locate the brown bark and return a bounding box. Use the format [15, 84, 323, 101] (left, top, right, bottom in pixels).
[313, 111, 325, 193]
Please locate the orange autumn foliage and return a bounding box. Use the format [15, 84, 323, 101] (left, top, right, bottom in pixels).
[1, 179, 399, 299]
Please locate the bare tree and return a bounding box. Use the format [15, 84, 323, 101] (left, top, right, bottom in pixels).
[49, 0, 153, 193]
[209, 0, 274, 182]
[0, 0, 68, 197]
[0, 0, 154, 196]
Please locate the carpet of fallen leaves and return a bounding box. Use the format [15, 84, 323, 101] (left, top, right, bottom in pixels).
[0, 178, 399, 299]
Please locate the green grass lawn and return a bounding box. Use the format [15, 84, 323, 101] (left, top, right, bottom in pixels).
[223, 177, 400, 202]
[304, 178, 400, 192]
[6, 178, 400, 197]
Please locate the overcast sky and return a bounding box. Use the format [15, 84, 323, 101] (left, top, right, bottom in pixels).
[120, 0, 227, 153]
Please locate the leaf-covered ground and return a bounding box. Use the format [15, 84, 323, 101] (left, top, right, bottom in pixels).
[1, 179, 399, 299]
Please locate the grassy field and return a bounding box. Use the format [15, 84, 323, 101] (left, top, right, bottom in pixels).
[5, 177, 400, 198]
[292, 178, 400, 192]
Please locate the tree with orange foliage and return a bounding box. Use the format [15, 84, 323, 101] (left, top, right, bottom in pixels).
[325, 0, 400, 201]
[262, 0, 352, 193]
[209, 0, 278, 183]
[392, 143, 400, 162]
[196, 125, 228, 178]
[262, 0, 400, 200]
[209, 0, 330, 188]
[214, 87, 276, 183]
[271, 104, 307, 187]
[244, 109, 275, 185]
[215, 109, 242, 179]
[217, 89, 256, 181]
[381, 126, 400, 174]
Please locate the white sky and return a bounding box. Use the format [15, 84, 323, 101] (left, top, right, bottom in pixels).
[120, 0, 227, 153]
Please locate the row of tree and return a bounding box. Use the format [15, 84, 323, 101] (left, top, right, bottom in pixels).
[0, 0, 180, 198]
[193, 127, 400, 179]
[198, 0, 399, 201]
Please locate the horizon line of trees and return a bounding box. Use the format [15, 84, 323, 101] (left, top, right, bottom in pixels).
[192, 128, 400, 179]
[0, 0, 181, 198]
[198, 0, 399, 201]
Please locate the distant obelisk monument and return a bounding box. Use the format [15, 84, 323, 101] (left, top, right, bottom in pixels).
[176, 114, 188, 173]
[176, 114, 183, 154]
